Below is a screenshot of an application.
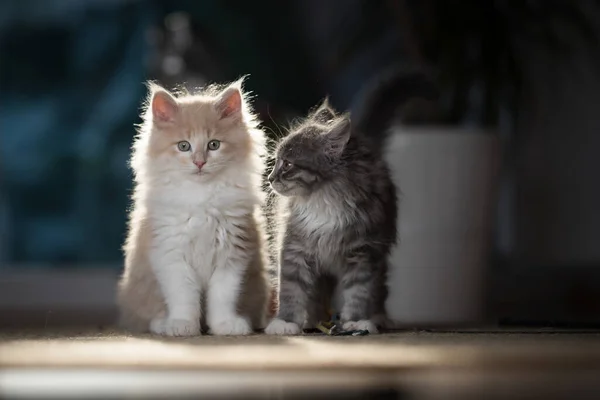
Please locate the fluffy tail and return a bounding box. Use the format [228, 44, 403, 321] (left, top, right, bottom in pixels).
[352, 65, 439, 147]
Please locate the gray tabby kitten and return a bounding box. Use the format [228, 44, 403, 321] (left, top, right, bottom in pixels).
[265, 68, 438, 335]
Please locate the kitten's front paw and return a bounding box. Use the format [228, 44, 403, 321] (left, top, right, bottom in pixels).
[209, 316, 252, 336]
[342, 320, 379, 334]
[150, 317, 200, 337]
[264, 318, 301, 335]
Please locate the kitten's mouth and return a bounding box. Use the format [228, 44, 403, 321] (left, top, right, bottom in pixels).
[271, 183, 293, 196]
[270, 182, 284, 192]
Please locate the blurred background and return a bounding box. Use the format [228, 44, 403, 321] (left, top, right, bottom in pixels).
[1, 0, 600, 328]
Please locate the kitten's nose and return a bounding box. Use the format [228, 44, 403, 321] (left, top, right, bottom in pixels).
[194, 160, 206, 169]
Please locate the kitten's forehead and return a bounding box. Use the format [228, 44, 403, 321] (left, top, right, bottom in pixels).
[169, 97, 225, 137]
[278, 125, 326, 158]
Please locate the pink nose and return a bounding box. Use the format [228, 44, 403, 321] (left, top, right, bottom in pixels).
[194, 160, 206, 169]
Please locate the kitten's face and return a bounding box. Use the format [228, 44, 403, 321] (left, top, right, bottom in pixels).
[268, 102, 351, 197]
[146, 86, 252, 180]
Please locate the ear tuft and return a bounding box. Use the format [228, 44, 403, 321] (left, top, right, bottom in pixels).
[216, 86, 243, 119]
[313, 97, 336, 124]
[324, 116, 351, 157]
[151, 89, 178, 123]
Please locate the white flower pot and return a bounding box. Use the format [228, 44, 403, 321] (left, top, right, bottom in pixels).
[384, 128, 499, 327]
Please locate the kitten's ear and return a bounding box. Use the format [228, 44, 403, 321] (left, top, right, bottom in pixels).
[150, 88, 178, 123]
[313, 98, 336, 124]
[215, 86, 243, 120]
[324, 116, 351, 157]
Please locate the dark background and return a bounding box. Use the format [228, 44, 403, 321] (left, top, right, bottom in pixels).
[1, 0, 600, 327]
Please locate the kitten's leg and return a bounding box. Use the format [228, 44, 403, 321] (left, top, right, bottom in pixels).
[265, 248, 314, 335]
[305, 275, 334, 329]
[370, 263, 391, 330]
[150, 253, 201, 337]
[339, 251, 380, 334]
[239, 266, 270, 331]
[206, 260, 253, 336]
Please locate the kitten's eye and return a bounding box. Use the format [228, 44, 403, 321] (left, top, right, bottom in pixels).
[282, 161, 293, 171]
[177, 141, 191, 152]
[207, 140, 221, 151]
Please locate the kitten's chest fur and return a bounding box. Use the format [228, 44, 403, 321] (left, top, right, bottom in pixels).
[149, 180, 256, 280]
[288, 195, 354, 272]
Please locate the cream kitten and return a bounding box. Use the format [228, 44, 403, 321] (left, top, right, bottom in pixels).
[117, 79, 270, 336]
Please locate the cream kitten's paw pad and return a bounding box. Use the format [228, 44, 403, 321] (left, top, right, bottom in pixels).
[342, 320, 379, 334]
[209, 316, 252, 336]
[264, 318, 301, 335]
[150, 317, 200, 337]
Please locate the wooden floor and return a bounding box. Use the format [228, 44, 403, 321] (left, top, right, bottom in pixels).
[2, 328, 600, 399]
